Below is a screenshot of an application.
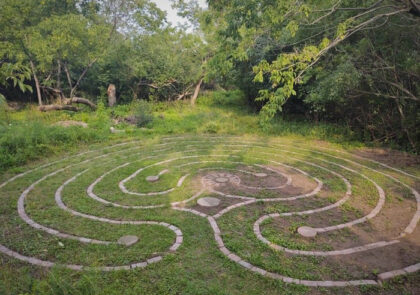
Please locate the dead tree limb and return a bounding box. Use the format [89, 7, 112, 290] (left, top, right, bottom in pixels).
[29, 59, 42, 106]
[64, 97, 97, 110]
[39, 105, 79, 112]
[191, 78, 203, 106]
[70, 58, 97, 98]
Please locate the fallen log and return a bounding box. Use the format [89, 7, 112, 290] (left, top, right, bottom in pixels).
[39, 105, 79, 112]
[64, 97, 97, 110]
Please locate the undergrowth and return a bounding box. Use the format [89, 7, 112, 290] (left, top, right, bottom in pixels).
[0, 90, 362, 172]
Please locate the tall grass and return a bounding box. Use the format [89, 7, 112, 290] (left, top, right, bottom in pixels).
[0, 90, 362, 172]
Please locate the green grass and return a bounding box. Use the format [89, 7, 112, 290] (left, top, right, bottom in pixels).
[0, 90, 364, 172]
[0, 92, 419, 295]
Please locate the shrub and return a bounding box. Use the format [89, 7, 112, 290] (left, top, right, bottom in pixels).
[0, 122, 103, 171]
[133, 100, 154, 127]
[202, 121, 220, 134]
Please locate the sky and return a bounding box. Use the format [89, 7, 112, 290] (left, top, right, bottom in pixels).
[150, 0, 207, 28]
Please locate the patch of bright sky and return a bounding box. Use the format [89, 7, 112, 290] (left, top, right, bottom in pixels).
[150, 0, 207, 28]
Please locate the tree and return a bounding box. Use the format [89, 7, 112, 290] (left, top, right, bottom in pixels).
[206, 0, 420, 151]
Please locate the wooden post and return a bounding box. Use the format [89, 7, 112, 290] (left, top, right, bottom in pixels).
[107, 84, 116, 107]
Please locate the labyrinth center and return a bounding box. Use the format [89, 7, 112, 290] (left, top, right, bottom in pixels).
[0, 135, 419, 287]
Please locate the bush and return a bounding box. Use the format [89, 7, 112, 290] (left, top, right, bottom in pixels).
[133, 100, 154, 127]
[202, 121, 220, 134]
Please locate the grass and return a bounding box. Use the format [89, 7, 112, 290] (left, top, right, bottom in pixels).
[0, 92, 419, 295]
[0, 90, 364, 172]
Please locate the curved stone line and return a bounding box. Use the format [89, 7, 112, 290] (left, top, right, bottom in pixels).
[1, 139, 174, 191]
[87, 162, 165, 209]
[177, 143, 387, 235]
[56, 170, 183, 253]
[15, 145, 178, 242]
[162, 135, 419, 180]
[172, 206, 208, 218]
[0, 140, 139, 190]
[207, 216, 378, 287]
[173, 159, 291, 190]
[1, 136, 418, 283]
[157, 137, 419, 283]
[259, 151, 387, 234]
[88, 158, 280, 210]
[180, 140, 418, 237]
[119, 155, 239, 196]
[253, 162, 355, 253]
[0, 242, 166, 271]
[1, 146, 184, 270]
[18, 168, 111, 245]
[175, 139, 419, 245]
[159, 148, 322, 202]
[84, 145, 193, 209]
[178, 139, 419, 234]
[161, 139, 418, 284]
[171, 189, 206, 207]
[315, 146, 420, 180]
[290, 147, 420, 237]
[198, 165, 292, 190]
[57, 171, 182, 240]
[212, 159, 324, 218]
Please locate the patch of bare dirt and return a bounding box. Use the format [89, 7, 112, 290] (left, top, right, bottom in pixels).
[355, 147, 420, 168]
[213, 165, 318, 199]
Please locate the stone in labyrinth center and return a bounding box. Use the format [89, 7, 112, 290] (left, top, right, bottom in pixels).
[197, 197, 221, 207]
[215, 177, 229, 183]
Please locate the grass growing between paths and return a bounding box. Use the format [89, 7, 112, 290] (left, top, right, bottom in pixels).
[0, 92, 419, 295]
[0, 133, 419, 295]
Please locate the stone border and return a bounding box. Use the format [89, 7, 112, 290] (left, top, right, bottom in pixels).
[0, 135, 418, 287]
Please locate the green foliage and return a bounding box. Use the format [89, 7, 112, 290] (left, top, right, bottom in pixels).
[205, 0, 420, 151]
[89, 101, 110, 130]
[0, 62, 33, 99]
[133, 100, 154, 127]
[0, 121, 103, 171]
[304, 60, 361, 112]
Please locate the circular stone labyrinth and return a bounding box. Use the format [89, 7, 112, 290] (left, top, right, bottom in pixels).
[0, 135, 419, 288]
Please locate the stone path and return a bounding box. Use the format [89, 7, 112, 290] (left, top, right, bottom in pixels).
[0, 136, 419, 287]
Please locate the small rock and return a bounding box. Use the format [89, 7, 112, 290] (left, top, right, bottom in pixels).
[117, 235, 138, 246]
[254, 173, 267, 177]
[54, 120, 88, 128]
[146, 175, 159, 182]
[215, 177, 229, 183]
[110, 127, 124, 133]
[197, 197, 221, 207]
[297, 226, 317, 238]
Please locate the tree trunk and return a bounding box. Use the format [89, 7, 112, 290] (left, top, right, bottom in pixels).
[190, 78, 203, 106]
[64, 63, 73, 97]
[64, 97, 97, 110]
[57, 60, 62, 103]
[394, 97, 417, 152]
[107, 84, 117, 107]
[39, 104, 79, 112]
[29, 59, 42, 106]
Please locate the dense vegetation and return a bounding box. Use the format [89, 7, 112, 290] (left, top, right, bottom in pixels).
[0, 0, 419, 156]
[1, 2, 420, 294]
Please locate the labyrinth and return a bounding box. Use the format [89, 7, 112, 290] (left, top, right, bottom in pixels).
[0, 135, 419, 289]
